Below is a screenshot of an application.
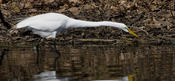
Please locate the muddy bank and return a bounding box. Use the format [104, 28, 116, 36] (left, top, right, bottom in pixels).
[0, 0, 175, 44]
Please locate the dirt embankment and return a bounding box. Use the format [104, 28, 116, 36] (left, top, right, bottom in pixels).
[0, 0, 175, 44]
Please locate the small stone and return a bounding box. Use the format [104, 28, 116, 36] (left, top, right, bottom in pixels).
[68, 0, 81, 3]
[44, 0, 54, 4]
[24, 2, 33, 8]
[68, 7, 79, 15]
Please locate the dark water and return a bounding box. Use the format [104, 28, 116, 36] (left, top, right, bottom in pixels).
[0, 42, 175, 81]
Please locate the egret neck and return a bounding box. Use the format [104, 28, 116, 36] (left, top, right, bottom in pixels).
[66, 18, 126, 29]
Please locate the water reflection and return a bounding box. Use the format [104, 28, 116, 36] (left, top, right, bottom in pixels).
[0, 48, 9, 65]
[34, 71, 70, 81]
[92, 75, 132, 81]
[0, 43, 174, 81]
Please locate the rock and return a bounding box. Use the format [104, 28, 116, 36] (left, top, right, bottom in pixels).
[24, 2, 33, 8]
[68, 0, 81, 3]
[68, 7, 79, 15]
[44, 0, 55, 4]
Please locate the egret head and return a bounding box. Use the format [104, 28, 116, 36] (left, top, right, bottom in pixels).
[128, 74, 136, 81]
[122, 26, 138, 37]
[121, 74, 136, 81]
[115, 23, 138, 37]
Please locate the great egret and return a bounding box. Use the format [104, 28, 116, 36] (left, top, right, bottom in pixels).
[16, 13, 138, 56]
[16, 13, 138, 38]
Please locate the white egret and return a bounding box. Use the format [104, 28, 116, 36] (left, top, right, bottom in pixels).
[16, 13, 138, 38]
[16, 13, 138, 56]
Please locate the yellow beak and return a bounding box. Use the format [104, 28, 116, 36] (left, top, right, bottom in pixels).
[128, 74, 136, 81]
[127, 28, 138, 37]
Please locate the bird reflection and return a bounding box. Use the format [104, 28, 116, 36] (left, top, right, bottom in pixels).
[33, 71, 70, 81]
[0, 48, 9, 66]
[33, 40, 65, 81]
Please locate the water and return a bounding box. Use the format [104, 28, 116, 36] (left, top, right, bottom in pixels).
[0, 42, 175, 81]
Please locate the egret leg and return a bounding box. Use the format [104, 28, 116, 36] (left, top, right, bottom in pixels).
[53, 39, 61, 70]
[53, 39, 61, 56]
[35, 38, 41, 65]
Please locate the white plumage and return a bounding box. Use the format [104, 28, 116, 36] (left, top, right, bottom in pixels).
[16, 13, 138, 38]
